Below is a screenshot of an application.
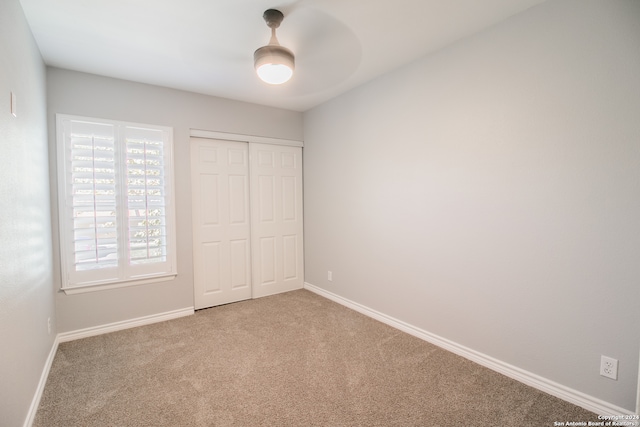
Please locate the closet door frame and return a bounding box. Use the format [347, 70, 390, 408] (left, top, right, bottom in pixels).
[189, 130, 303, 308]
[191, 129, 302, 148]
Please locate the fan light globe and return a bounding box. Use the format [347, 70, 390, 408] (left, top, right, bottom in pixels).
[254, 9, 294, 85]
[256, 63, 294, 85]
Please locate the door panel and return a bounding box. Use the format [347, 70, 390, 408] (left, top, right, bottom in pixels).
[191, 138, 251, 309]
[229, 175, 248, 224]
[258, 176, 275, 222]
[259, 236, 276, 285]
[230, 239, 250, 289]
[282, 176, 297, 221]
[283, 235, 298, 280]
[251, 143, 304, 297]
[200, 174, 219, 225]
[202, 242, 221, 293]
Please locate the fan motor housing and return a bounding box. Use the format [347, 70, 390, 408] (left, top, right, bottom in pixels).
[254, 44, 295, 71]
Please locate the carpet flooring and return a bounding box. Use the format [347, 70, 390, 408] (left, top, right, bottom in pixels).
[34, 289, 600, 426]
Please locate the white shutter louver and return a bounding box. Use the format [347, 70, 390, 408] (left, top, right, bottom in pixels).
[125, 126, 169, 268]
[58, 115, 176, 291]
[69, 121, 117, 273]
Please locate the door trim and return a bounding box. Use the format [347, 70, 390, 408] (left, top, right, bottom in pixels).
[190, 129, 303, 148]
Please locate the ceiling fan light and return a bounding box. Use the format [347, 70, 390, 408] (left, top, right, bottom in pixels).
[256, 63, 294, 85]
[254, 45, 295, 85]
[254, 9, 295, 85]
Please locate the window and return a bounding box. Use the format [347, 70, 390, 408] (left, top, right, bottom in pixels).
[57, 115, 176, 293]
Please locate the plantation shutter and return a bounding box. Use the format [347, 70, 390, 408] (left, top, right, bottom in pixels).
[124, 126, 172, 277]
[58, 115, 176, 291]
[64, 119, 120, 285]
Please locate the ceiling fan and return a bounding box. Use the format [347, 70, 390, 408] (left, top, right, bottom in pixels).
[254, 9, 295, 85]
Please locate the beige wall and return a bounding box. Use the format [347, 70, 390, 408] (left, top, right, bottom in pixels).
[303, 0, 640, 411]
[0, 1, 55, 425]
[47, 68, 304, 333]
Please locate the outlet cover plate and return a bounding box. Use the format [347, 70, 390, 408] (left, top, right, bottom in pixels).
[600, 355, 618, 380]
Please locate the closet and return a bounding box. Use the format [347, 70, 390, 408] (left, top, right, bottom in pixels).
[190, 135, 303, 309]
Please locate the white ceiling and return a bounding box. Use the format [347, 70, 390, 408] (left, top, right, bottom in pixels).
[20, 0, 547, 112]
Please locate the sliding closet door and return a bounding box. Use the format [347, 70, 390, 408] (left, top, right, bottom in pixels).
[191, 138, 252, 309]
[250, 143, 304, 298]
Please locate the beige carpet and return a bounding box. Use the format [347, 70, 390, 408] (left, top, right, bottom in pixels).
[35, 289, 599, 426]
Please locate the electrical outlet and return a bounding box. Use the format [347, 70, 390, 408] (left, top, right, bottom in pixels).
[600, 355, 618, 380]
[327, 271, 333, 281]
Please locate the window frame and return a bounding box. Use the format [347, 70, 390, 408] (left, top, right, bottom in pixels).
[56, 114, 177, 295]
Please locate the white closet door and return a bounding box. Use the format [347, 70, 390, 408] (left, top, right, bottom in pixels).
[191, 138, 252, 309]
[250, 143, 304, 298]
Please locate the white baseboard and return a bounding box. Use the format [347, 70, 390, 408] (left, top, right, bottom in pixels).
[23, 335, 59, 427]
[57, 307, 194, 343]
[303, 282, 635, 417]
[24, 307, 194, 426]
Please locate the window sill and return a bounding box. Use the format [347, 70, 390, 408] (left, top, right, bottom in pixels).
[60, 274, 177, 295]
